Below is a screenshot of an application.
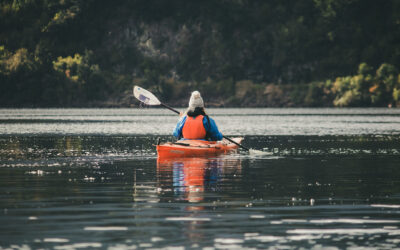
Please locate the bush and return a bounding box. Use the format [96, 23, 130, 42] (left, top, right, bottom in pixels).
[371, 63, 398, 106]
[1, 47, 37, 74]
[53, 53, 82, 82]
[304, 82, 326, 107]
[329, 63, 400, 107]
[52, 50, 107, 101]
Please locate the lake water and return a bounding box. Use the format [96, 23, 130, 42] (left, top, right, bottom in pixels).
[1, 108, 400, 249]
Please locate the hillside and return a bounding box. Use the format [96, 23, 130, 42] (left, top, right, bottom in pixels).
[1, 0, 399, 107]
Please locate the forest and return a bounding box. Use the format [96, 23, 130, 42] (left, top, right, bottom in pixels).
[0, 0, 399, 107]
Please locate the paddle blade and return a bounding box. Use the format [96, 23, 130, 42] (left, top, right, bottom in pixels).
[133, 86, 161, 105]
[249, 149, 273, 156]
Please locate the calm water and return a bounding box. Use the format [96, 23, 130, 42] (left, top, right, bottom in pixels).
[1, 108, 400, 249]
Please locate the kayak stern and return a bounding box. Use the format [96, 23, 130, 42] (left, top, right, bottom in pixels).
[157, 137, 243, 158]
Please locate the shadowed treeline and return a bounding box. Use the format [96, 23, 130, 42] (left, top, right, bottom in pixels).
[0, 0, 399, 107]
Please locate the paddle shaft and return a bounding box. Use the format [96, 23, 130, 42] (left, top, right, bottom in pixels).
[161, 103, 180, 114]
[222, 135, 250, 151]
[159, 102, 250, 151]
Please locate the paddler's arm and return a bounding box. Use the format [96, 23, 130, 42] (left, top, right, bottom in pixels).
[173, 115, 187, 139]
[203, 117, 223, 141]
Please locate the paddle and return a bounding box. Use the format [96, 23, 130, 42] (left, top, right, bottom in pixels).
[133, 85, 255, 152]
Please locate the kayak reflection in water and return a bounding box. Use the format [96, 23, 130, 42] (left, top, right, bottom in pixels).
[173, 91, 223, 141]
[157, 157, 242, 203]
[157, 157, 242, 244]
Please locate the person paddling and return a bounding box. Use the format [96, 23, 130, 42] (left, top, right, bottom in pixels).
[173, 91, 223, 141]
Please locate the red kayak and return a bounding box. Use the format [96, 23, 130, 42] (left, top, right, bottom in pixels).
[157, 137, 244, 158]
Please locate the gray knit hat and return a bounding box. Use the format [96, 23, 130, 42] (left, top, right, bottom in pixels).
[188, 91, 204, 111]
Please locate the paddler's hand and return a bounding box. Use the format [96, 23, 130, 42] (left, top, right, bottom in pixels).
[179, 112, 183, 117]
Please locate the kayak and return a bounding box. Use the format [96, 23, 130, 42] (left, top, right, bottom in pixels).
[157, 137, 243, 158]
[157, 137, 244, 158]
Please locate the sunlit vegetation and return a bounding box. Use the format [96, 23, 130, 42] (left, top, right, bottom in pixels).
[331, 63, 399, 107]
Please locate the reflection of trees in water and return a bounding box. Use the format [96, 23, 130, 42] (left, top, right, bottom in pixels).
[56, 137, 83, 156]
[0, 136, 84, 159]
[157, 157, 242, 203]
[0, 135, 158, 159]
[0, 137, 22, 159]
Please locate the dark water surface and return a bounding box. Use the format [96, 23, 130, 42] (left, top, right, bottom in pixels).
[1, 108, 400, 249]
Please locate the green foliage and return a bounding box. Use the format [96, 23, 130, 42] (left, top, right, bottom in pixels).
[393, 88, 400, 102]
[53, 51, 99, 81]
[0, 46, 58, 107]
[304, 82, 326, 107]
[0, 0, 400, 107]
[289, 84, 308, 106]
[370, 63, 399, 106]
[358, 63, 372, 75]
[53, 53, 83, 82]
[53, 50, 108, 101]
[376, 63, 398, 90]
[331, 63, 374, 107]
[0, 46, 11, 73]
[0, 47, 36, 74]
[197, 78, 235, 101]
[331, 63, 399, 107]
[313, 0, 338, 18]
